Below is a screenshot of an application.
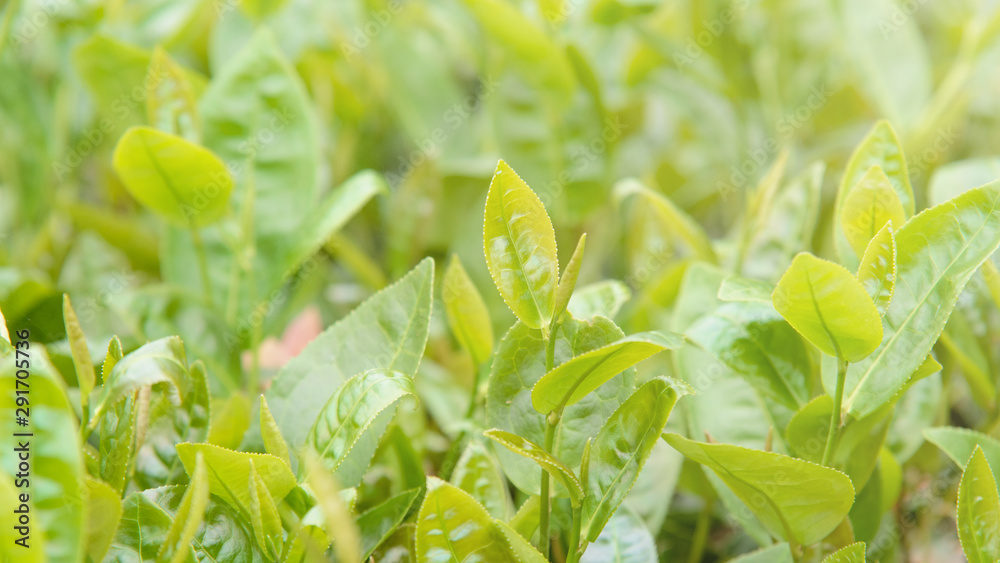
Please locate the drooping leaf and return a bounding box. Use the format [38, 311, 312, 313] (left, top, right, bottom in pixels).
[258, 258, 433, 461]
[443, 255, 494, 365]
[487, 316, 636, 495]
[531, 331, 682, 414]
[63, 294, 96, 412]
[175, 443, 296, 514]
[772, 252, 882, 362]
[259, 395, 291, 468]
[483, 429, 583, 507]
[834, 121, 915, 267]
[856, 222, 896, 317]
[85, 477, 122, 563]
[663, 433, 856, 546]
[415, 478, 546, 563]
[685, 301, 810, 409]
[112, 126, 233, 227]
[840, 166, 906, 259]
[924, 427, 1000, 471]
[554, 233, 587, 320]
[841, 180, 1000, 418]
[822, 541, 867, 562]
[579, 506, 657, 563]
[483, 159, 559, 330]
[567, 280, 632, 319]
[0, 354, 85, 563]
[957, 447, 1000, 563]
[451, 440, 512, 519]
[157, 452, 209, 563]
[305, 369, 416, 488]
[357, 488, 421, 561]
[582, 377, 690, 542]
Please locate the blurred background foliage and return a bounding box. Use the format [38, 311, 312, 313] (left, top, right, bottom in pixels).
[3, 0, 1000, 560]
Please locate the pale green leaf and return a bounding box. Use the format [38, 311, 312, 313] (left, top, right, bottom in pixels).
[531, 330, 683, 414]
[112, 126, 233, 227]
[554, 233, 587, 319]
[717, 276, 775, 303]
[63, 294, 96, 411]
[451, 440, 512, 519]
[729, 544, 794, 563]
[157, 452, 209, 563]
[580, 506, 657, 563]
[663, 433, 856, 546]
[484, 429, 583, 507]
[247, 463, 283, 559]
[567, 280, 632, 319]
[615, 178, 717, 263]
[772, 252, 882, 362]
[583, 378, 689, 542]
[823, 541, 867, 562]
[175, 443, 296, 514]
[443, 255, 494, 366]
[85, 478, 122, 563]
[0, 469, 44, 562]
[208, 392, 251, 451]
[483, 159, 559, 330]
[957, 447, 1000, 563]
[840, 166, 906, 259]
[146, 47, 201, 140]
[856, 222, 896, 317]
[841, 180, 1000, 417]
[91, 336, 189, 423]
[259, 395, 291, 468]
[305, 369, 416, 488]
[357, 488, 421, 561]
[98, 391, 137, 495]
[924, 427, 1000, 471]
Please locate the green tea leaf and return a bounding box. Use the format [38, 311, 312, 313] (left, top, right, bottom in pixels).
[840, 166, 906, 259]
[247, 462, 283, 559]
[305, 369, 416, 488]
[451, 440, 512, 519]
[62, 294, 95, 412]
[685, 301, 810, 409]
[483, 159, 559, 330]
[304, 454, 361, 563]
[146, 47, 202, 140]
[112, 126, 233, 227]
[357, 488, 421, 561]
[483, 429, 583, 507]
[772, 252, 882, 362]
[822, 541, 867, 562]
[924, 427, 1000, 470]
[856, 222, 896, 317]
[957, 447, 1000, 563]
[615, 178, 717, 263]
[554, 233, 587, 320]
[259, 258, 433, 460]
[663, 433, 856, 546]
[259, 395, 291, 468]
[92, 337, 189, 423]
[1, 354, 85, 563]
[718, 276, 775, 303]
[583, 377, 689, 542]
[531, 330, 682, 414]
[834, 121, 915, 267]
[443, 255, 494, 365]
[72, 34, 152, 130]
[157, 452, 209, 563]
[842, 180, 1000, 417]
[175, 443, 297, 514]
[85, 477, 122, 563]
[101, 336, 123, 387]
[729, 544, 794, 563]
[208, 392, 251, 451]
[568, 280, 632, 319]
[98, 391, 137, 495]
[579, 506, 657, 563]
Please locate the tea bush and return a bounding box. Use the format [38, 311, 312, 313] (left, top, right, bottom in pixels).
[3, 1, 1000, 562]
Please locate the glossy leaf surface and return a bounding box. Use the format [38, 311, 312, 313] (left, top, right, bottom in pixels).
[483, 429, 583, 507]
[175, 443, 296, 513]
[451, 440, 512, 519]
[856, 222, 896, 317]
[840, 166, 906, 258]
[924, 427, 1000, 470]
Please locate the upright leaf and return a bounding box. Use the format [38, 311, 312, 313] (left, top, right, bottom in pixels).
[842, 180, 1000, 417]
[63, 294, 95, 412]
[531, 331, 683, 414]
[85, 478, 122, 563]
[856, 222, 896, 317]
[259, 258, 433, 458]
[306, 453, 361, 563]
[443, 256, 494, 365]
[207, 392, 251, 450]
[822, 542, 867, 563]
[484, 429, 583, 507]
[157, 452, 209, 563]
[305, 369, 416, 488]
[356, 488, 421, 561]
[247, 463, 283, 559]
[554, 233, 587, 319]
[840, 166, 906, 258]
[583, 378, 689, 542]
[663, 433, 856, 546]
[483, 159, 559, 330]
[112, 126, 233, 227]
[259, 395, 291, 468]
[772, 252, 882, 362]
[98, 391, 137, 494]
[957, 448, 1000, 563]
[451, 440, 512, 519]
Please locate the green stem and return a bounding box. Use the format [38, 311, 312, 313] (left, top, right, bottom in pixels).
[190, 227, 214, 308]
[566, 504, 582, 563]
[687, 495, 713, 563]
[539, 417, 557, 558]
[821, 358, 848, 467]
